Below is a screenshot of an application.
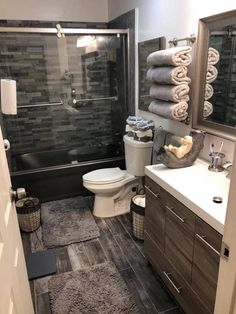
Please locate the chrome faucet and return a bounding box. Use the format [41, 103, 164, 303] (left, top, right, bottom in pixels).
[224, 162, 233, 179]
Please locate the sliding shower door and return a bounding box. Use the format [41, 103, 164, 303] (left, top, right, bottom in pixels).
[0, 29, 128, 172]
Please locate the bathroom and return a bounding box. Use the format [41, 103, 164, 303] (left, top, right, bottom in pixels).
[0, 0, 236, 313]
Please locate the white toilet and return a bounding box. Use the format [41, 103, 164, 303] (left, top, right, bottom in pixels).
[83, 135, 153, 217]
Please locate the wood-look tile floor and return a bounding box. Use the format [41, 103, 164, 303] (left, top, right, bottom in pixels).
[21, 196, 183, 314]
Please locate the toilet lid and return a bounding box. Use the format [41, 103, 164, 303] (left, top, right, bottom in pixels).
[83, 167, 125, 185]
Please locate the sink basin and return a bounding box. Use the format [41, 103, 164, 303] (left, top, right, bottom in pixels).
[145, 159, 230, 234]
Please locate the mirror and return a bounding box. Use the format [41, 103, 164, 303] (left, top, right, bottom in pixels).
[192, 10, 236, 141]
[138, 37, 166, 111]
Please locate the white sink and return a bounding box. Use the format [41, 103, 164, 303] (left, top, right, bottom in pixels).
[145, 159, 230, 234]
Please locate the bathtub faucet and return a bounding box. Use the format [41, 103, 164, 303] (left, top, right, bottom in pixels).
[71, 88, 77, 105]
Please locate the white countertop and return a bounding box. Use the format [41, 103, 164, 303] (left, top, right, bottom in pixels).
[145, 159, 230, 234]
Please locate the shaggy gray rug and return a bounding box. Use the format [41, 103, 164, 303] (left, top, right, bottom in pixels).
[41, 197, 100, 248]
[49, 262, 139, 314]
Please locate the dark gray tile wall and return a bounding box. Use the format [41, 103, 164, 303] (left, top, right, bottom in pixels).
[138, 37, 166, 111]
[0, 20, 126, 160]
[108, 9, 135, 115]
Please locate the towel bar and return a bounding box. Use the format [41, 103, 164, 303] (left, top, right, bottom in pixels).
[169, 34, 196, 47]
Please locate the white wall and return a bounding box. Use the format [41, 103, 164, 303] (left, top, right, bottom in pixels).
[0, 0, 108, 22]
[108, 0, 236, 161]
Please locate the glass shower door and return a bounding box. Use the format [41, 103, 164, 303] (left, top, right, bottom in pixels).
[0, 30, 128, 172]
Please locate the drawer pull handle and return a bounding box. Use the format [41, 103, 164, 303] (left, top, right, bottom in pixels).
[165, 205, 185, 223]
[196, 233, 220, 256]
[163, 271, 182, 294]
[145, 185, 160, 199]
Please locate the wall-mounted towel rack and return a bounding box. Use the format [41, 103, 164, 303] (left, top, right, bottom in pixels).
[169, 34, 196, 47]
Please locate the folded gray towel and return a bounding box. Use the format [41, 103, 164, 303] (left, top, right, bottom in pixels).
[206, 65, 218, 83]
[147, 46, 192, 67]
[133, 120, 155, 131]
[126, 116, 143, 126]
[149, 84, 190, 102]
[152, 127, 167, 164]
[147, 66, 191, 85]
[203, 101, 213, 118]
[205, 83, 214, 100]
[148, 100, 188, 121]
[208, 47, 220, 65]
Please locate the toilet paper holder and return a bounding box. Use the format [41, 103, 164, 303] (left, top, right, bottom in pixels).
[3, 139, 10, 151]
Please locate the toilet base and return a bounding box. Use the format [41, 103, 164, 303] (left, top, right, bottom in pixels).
[93, 190, 136, 218]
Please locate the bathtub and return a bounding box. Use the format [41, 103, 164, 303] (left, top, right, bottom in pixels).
[11, 147, 125, 202]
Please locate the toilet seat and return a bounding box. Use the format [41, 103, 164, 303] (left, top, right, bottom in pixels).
[83, 167, 125, 185]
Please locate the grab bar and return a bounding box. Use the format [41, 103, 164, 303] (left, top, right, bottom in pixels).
[75, 96, 118, 103]
[17, 96, 118, 109]
[18, 102, 63, 108]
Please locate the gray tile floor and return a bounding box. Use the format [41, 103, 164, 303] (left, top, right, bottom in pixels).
[21, 196, 183, 314]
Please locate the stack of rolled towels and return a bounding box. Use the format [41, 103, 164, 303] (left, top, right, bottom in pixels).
[146, 46, 192, 121]
[126, 116, 154, 142]
[204, 47, 220, 118]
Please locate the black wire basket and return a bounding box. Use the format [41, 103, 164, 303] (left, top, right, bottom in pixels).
[130, 194, 145, 240]
[16, 197, 41, 232]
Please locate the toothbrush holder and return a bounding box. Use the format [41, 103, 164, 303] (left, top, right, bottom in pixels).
[208, 152, 225, 172]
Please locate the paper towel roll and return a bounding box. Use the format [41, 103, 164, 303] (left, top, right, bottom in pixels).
[1, 79, 17, 115]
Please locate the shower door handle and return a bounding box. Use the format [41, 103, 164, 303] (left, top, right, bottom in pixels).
[3, 139, 10, 151]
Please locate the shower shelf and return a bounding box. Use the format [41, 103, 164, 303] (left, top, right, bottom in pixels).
[18, 96, 118, 108]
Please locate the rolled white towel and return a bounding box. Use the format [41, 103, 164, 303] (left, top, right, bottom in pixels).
[147, 66, 191, 85]
[206, 65, 218, 83]
[203, 101, 213, 118]
[147, 46, 192, 67]
[133, 196, 146, 207]
[205, 84, 214, 100]
[208, 47, 220, 65]
[149, 84, 190, 102]
[148, 100, 188, 121]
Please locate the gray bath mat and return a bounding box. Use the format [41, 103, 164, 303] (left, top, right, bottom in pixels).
[41, 197, 100, 248]
[49, 262, 139, 314]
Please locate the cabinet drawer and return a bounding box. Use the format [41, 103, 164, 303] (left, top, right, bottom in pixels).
[144, 232, 211, 314]
[165, 214, 194, 283]
[192, 217, 222, 311]
[162, 190, 195, 236]
[195, 217, 222, 254]
[192, 264, 217, 313]
[145, 176, 163, 197]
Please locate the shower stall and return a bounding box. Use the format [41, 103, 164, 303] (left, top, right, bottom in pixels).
[0, 25, 130, 200]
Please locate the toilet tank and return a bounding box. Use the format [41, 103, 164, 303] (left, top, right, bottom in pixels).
[123, 135, 153, 176]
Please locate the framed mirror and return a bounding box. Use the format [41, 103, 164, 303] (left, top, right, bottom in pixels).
[138, 37, 166, 111]
[192, 10, 236, 141]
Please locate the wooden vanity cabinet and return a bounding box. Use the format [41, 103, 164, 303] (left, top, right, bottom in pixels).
[145, 177, 166, 251]
[144, 176, 222, 314]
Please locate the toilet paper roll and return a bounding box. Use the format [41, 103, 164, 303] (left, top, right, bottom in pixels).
[1, 79, 17, 115]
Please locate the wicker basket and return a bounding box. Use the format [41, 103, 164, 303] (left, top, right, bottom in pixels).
[130, 194, 145, 240]
[16, 197, 41, 232]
